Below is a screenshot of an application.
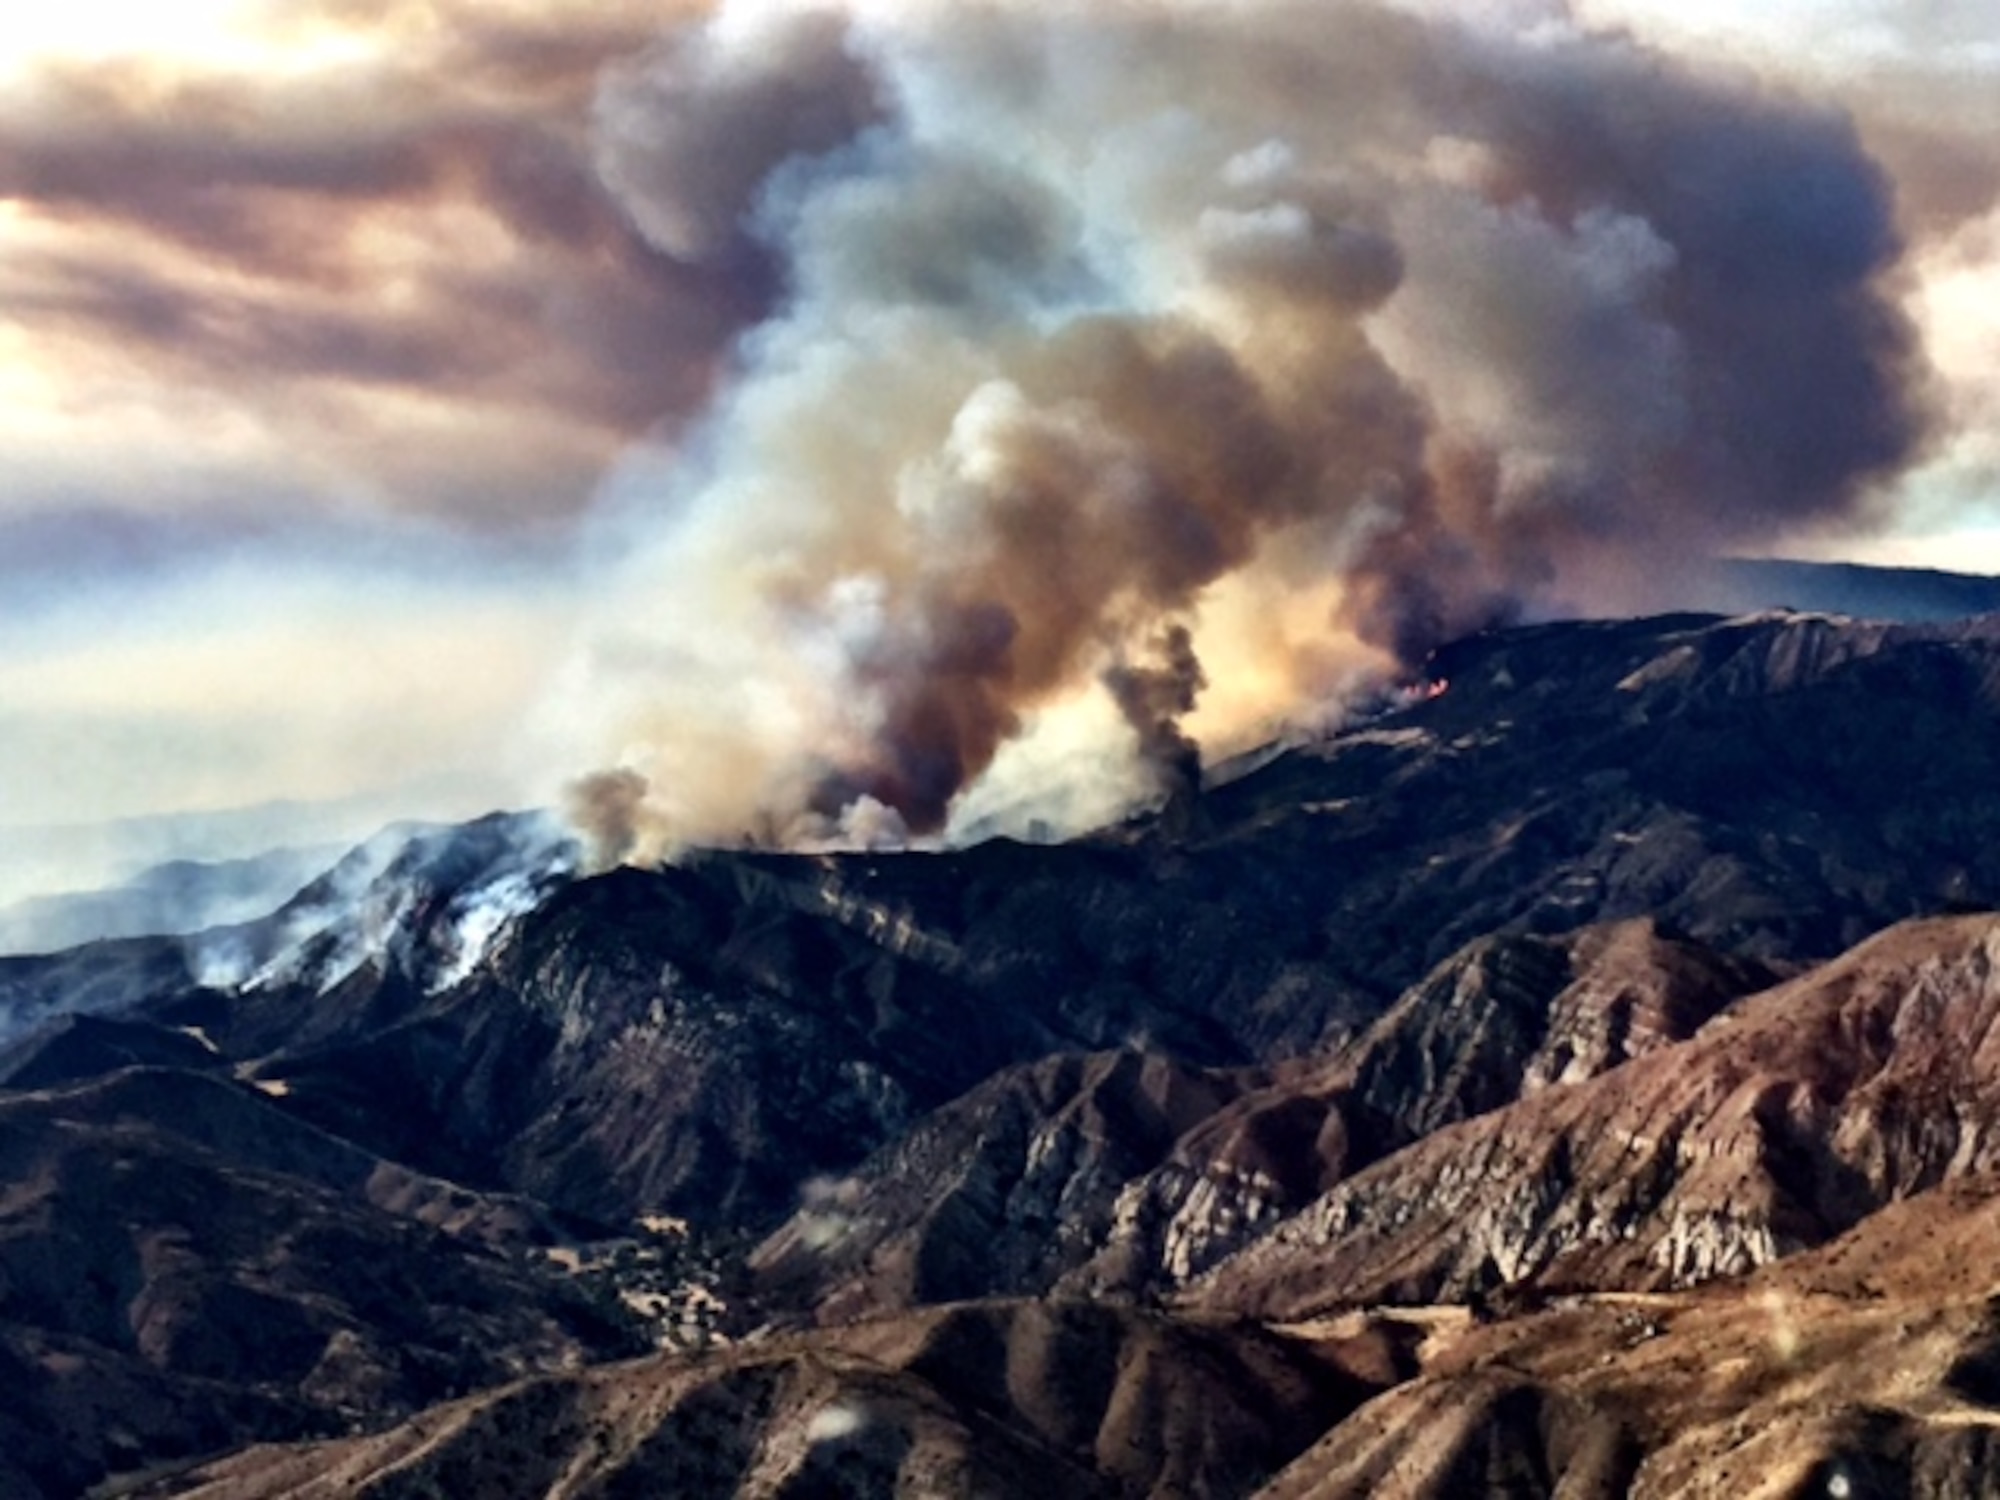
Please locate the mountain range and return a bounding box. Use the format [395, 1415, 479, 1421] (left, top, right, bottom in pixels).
[9, 585, 2000, 1495]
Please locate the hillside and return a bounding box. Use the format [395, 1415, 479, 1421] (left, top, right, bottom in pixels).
[8, 607, 2000, 1495]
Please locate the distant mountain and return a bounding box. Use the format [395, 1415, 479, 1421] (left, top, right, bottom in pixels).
[0, 812, 579, 1050]
[0, 775, 519, 919]
[1702, 556, 2000, 623]
[0, 845, 338, 957]
[11, 605, 2000, 1496]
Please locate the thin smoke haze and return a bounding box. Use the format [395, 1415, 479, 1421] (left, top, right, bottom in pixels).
[540, 0, 1933, 857]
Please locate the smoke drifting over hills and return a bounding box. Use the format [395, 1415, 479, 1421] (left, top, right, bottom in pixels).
[557, 0, 1931, 853]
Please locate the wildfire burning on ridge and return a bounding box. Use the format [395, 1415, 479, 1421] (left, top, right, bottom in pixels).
[1411, 678, 1450, 705]
[548, 0, 1932, 862]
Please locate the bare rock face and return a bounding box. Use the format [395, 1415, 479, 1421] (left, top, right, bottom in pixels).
[749, 920, 1775, 1324]
[1073, 919, 1771, 1301]
[749, 1048, 1251, 1322]
[1519, 919, 1780, 1092]
[1196, 915, 2000, 1320]
[1254, 1175, 2000, 1498]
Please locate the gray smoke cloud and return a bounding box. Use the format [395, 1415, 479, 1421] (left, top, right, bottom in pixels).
[551, 0, 1933, 850]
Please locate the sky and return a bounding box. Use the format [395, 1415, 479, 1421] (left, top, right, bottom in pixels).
[0, 0, 1995, 897]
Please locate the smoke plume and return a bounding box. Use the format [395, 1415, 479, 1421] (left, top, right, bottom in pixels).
[564, 766, 652, 869]
[553, 0, 1933, 851]
[1103, 624, 1208, 805]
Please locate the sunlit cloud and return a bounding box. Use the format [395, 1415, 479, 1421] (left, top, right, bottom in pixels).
[2, 2, 298, 78]
[0, 0, 730, 536]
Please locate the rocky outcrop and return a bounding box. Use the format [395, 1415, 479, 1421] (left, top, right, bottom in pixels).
[751, 917, 1773, 1323]
[1255, 1173, 2000, 1498]
[1075, 919, 1768, 1300]
[750, 1048, 1251, 1322]
[1197, 915, 2000, 1320]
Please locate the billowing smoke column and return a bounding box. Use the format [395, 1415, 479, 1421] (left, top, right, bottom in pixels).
[1103, 624, 1208, 806]
[557, 0, 1931, 854]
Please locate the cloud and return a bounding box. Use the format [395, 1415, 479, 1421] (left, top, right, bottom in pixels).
[592, 4, 886, 266]
[0, 1, 745, 532]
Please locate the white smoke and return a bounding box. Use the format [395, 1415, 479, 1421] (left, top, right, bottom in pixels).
[191, 812, 579, 996]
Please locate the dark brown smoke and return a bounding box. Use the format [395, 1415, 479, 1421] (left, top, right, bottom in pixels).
[1103, 623, 1209, 804]
[564, 767, 650, 869]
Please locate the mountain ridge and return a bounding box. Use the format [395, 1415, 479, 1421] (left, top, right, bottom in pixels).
[9, 603, 2000, 1495]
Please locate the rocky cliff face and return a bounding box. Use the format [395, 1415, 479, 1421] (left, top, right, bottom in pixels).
[1254, 1173, 2000, 1499]
[1194, 914, 2000, 1319]
[1076, 919, 1778, 1302]
[749, 918, 1774, 1323]
[9, 608, 2000, 1497]
[748, 1047, 1254, 1322]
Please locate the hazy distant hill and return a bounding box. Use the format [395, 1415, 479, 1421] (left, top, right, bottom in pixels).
[1702, 556, 2000, 622]
[0, 845, 339, 956]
